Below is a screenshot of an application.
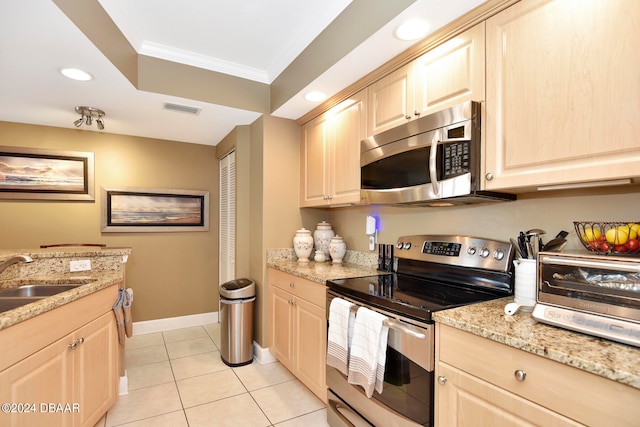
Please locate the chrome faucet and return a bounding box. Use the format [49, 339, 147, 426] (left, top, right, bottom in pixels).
[0, 255, 33, 275]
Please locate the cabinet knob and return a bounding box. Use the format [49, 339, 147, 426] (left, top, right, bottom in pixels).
[405, 114, 411, 120]
[514, 370, 527, 381]
[437, 376, 447, 385]
[289, 282, 295, 287]
[68, 338, 84, 349]
[414, 110, 421, 116]
[485, 172, 494, 181]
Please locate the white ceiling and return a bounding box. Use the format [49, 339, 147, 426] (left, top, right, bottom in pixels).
[0, 0, 485, 146]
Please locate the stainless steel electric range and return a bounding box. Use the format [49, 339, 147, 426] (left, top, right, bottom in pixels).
[326, 235, 515, 427]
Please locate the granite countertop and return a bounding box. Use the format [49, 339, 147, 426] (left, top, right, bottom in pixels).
[433, 297, 640, 389]
[0, 247, 130, 331]
[267, 248, 381, 284]
[0, 272, 124, 331]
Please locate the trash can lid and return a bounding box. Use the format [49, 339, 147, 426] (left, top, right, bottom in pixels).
[220, 278, 255, 299]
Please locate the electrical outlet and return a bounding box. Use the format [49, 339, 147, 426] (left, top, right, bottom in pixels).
[70, 259, 91, 272]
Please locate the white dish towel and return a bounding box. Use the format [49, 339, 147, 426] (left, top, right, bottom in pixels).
[348, 306, 389, 398]
[326, 297, 355, 375]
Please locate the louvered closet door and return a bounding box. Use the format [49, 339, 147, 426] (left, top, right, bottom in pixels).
[219, 151, 236, 284]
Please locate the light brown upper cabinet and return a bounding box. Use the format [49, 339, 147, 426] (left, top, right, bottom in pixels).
[367, 23, 485, 136]
[485, 0, 640, 191]
[300, 90, 366, 207]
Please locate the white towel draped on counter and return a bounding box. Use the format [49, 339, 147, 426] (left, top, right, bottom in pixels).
[326, 297, 355, 375]
[347, 306, 389, 398]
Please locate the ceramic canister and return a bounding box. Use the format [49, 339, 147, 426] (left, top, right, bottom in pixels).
[313, 221, 335, 255]
[293, 228, 314, 263]
[329, 236, 347, 264]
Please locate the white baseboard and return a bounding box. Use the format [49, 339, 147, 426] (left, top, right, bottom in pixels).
[118, 372, 128, 396]
[132, 311, 218, 335]
[131, 312, 277, 366]
[253, 342, 276, 364]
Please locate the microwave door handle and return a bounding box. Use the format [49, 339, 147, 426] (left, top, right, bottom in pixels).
[429, 132, 439, 196]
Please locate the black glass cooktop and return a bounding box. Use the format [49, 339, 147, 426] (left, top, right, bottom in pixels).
[327, 273, 507, 322]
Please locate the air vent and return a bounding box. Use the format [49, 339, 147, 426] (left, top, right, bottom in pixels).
[163, 102, 201, 115]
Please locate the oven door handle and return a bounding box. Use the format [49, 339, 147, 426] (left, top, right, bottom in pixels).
[384, 318, 426, 339]
[345, 303, 427, 339]
[328, 398, 372, 427]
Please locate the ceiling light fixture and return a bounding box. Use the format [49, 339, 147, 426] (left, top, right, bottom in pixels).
[395, 18, 430, 41]
[74, 106, 106, 130]
[304, 91, 327, 102]
[60, 68, 94, 81]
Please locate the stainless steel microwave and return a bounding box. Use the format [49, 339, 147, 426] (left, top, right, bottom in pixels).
[359, 101, 515, 207]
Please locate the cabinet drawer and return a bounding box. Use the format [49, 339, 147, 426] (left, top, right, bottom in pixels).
[437, 324, 640, 427]
[268, 269, 326, 308]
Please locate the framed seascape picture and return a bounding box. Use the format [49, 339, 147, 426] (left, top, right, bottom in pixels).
[0, 146, 94, 201]
[101, 187, 210, 232]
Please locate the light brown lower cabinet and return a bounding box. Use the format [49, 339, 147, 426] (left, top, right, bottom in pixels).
[269, 268, 326, 401]
[0, 285, 119, 427]
[435, 324, 640, 427]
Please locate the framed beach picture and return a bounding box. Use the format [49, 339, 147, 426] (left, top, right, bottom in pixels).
[101, 187, 209, 232]
[0, 146, 94, 201]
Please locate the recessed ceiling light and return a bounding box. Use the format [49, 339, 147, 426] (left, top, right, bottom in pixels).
[395, 19, 430, 41]
[60, 68, 94, 81]
[304, 91, 327, 102]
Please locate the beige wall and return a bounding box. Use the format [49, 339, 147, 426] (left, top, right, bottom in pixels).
[324, 186, 640, 253]
[0, 121, 218, 322]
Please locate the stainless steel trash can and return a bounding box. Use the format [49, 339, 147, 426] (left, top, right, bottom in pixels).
[219, 278, 255, 366]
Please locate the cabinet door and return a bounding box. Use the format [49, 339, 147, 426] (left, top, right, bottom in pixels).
[0, 333, 74, 427]
[367, 63, 415, 136]
[436, 363, 581, 427]
[270, 285, 294, 372]
[415, 22, 485, 116]
[300, 115, 329, 207]
[293, 297, 327, 401]
[328, 90, 366, 205]
[485, 0, 640, 191]
[74, 312, 118, 427]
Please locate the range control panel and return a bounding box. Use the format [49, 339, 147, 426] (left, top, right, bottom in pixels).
[395, 234, 514, 273]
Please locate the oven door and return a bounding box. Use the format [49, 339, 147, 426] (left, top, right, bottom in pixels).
[326, 293, 435, 427]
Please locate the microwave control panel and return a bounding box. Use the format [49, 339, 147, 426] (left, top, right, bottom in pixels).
[443, 140, 470, 178]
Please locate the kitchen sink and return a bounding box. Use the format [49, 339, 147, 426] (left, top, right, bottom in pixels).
[0, 284, 84, 298]
[0, 297, 45, 313]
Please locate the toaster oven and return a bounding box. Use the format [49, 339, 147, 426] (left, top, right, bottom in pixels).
[532, 251, 640, 347]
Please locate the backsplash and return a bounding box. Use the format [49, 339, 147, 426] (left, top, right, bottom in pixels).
[267, 248, 377, 269]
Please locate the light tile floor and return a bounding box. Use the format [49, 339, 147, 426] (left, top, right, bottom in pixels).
[94, 323, 329, 427]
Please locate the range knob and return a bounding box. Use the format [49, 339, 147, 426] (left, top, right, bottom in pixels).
[403, 242, 412, 250]
[494, 249, 505, 260]
[396, 242, 404, 249]
[467, 246, 477, 255]
[479, 247, 490, 258]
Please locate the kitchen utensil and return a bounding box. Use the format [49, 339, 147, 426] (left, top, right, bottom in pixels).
[504, 302, 524, 315]
[526, 240, 535, 259]
[542, 237, 567, 252]
[518, 232, 529, 258]
[526, 228, 546, 236]
[555, 230, 569, 239]
[511, 238, 523, 258]
[526, 229, 546, 259]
